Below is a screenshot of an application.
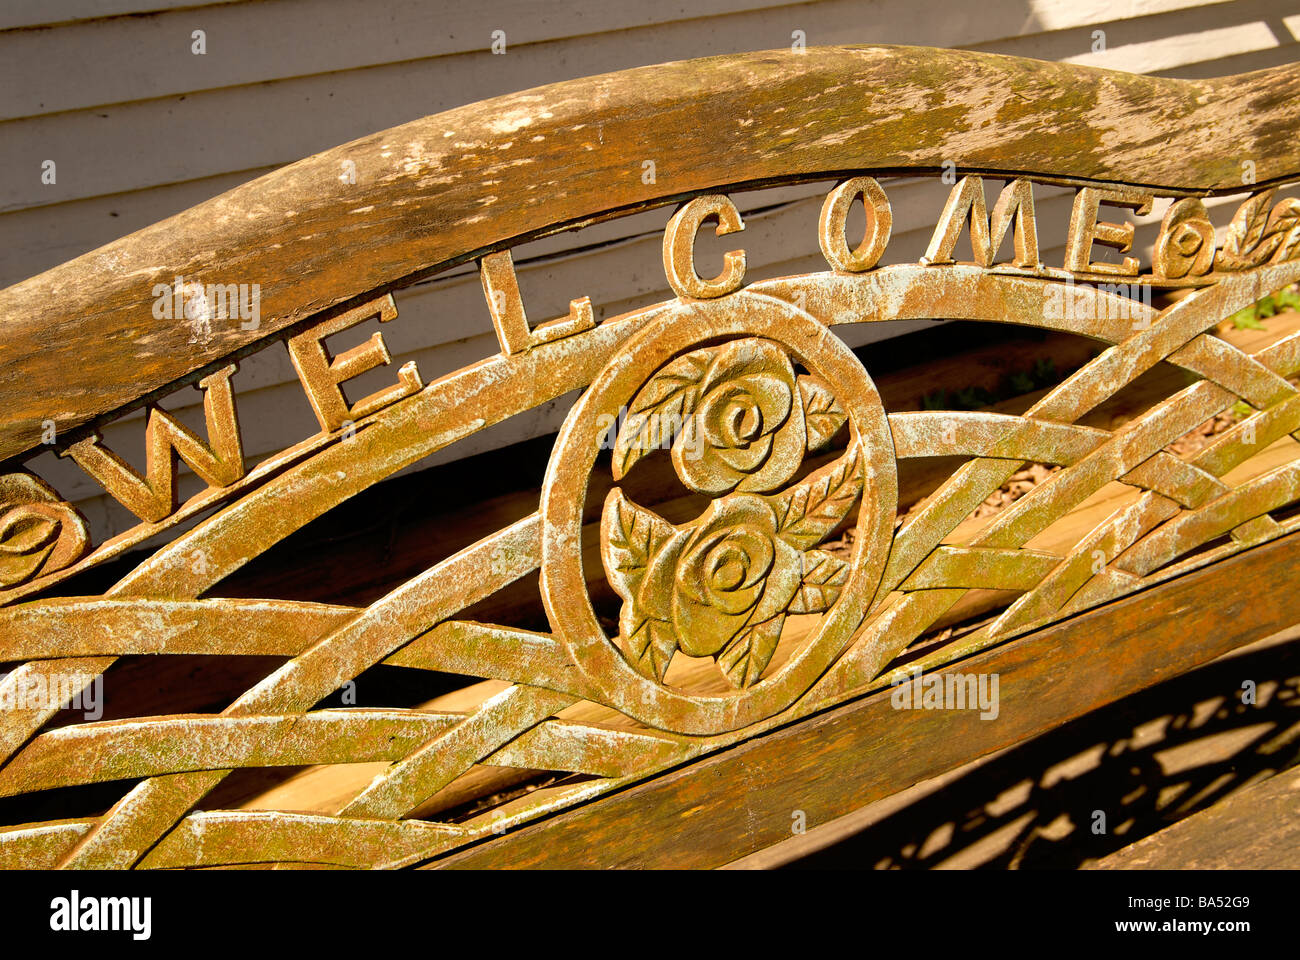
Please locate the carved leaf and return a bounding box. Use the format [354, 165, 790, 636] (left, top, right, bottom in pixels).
[717, 615, 784, 688]
[770, 445, 865, 550]
[600, 489, 674, 604]
[1266, 199, 1300, 263]
[1217, 190, 1300, 270]
[798, 375, 846, 452]
[788, 549, 849, 614]
[611, 349, 714, 479]
[1223, 190, 1275, 264]
[621, 614, 678, 683]
[601, 489, 680, 681]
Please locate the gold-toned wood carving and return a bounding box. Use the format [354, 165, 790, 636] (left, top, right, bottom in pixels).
[1154, 198, 1216, 279]
[663, 195, 747, 299]
[600, 338, 861, 688]
[287, 295, 423, 432]
[64, 365, 244, 522]
[480, 250, 596, 355]
[924, 176, 1038, 268]
[0, 473, 87, 587]
[819, 176, 893, 272]
[1064, 186, 1154, 276]
[2, 45, 1300, 869]
[1216, 188, 1300, 271]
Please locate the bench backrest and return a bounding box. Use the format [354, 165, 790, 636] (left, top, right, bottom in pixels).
[2, 45, 1299, 869]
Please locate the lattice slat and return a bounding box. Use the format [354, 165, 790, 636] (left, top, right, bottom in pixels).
[2, 45, 1300, 869]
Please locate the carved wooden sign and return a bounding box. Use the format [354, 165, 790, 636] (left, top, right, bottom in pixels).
[2, 46, 1299, 869]
[4, 176, 1295, 601]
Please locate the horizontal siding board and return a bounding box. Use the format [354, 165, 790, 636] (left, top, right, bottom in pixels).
[975, 0, 1297, 68]
[0, 0, 239, 31]
[1156, 39, 1300, 79]
[0, 0, 803, 119]
[0, 0, 1265, 213]
[0, 165, 278, 287]
[0, 0, 1226, 120]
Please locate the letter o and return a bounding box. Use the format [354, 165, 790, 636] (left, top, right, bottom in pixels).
[819, 176, 892, 273]
[663, 195, 746, 299]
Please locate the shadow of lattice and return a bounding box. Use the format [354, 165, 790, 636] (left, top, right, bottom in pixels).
[784, 634, 1300, 869]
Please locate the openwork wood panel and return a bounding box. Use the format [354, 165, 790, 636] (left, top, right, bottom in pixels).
[2, 46, 1300, 868]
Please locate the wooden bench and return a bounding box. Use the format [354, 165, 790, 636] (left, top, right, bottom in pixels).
[1089, 764, 1300, 870]
[1, 45, 1299, 869]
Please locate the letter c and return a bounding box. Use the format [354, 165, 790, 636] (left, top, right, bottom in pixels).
[663, 195, 746, 299]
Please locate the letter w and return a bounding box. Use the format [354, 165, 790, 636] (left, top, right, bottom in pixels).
[63, 365, 244, 522]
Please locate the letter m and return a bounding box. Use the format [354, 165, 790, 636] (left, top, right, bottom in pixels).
[63, 365, 244, 522]
[209, 282, 240, 320]
[925, 177, 1038, 268]
[101, 897, 129, 930]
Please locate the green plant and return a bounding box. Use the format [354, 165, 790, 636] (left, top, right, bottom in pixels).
[1229, 284, 1300, 330]
[1007, 371, 1036, 395]
[1229, 307, 1266, 330]
[954, 385, 995, 409]
[921, 389, 948, 410]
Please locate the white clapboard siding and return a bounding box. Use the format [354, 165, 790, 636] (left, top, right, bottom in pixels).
[4, 0, 1297, 542]
[0, 0, 807, 119]
[0, 1, 236, 31]
[0, 0, 1229, 121]
[5, 0, 1288, 216]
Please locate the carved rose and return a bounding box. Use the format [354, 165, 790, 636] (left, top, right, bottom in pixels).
[672, 340, 806, 495]
[1153, 198, 1215, 279]
[601, 446, 863, 688]
[611, 339, 834, 497]
[642, 495, 801, 661]
[0, 472, 89, 588]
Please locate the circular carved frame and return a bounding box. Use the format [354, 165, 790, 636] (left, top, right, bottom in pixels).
[540, 292, 898, 735]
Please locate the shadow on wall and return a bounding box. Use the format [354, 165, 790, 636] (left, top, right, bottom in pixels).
[785, 635, 1300, 869]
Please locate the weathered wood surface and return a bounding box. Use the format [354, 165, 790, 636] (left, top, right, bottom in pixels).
[1088, 763, 1300, 870]
[3, 45, 1300, 462]
[432, 527, 1300, 869]
[4, 42, 1300, 870]
[724, 623, 1300, 870]
[13, 1, 1286, 295]
[10, 2, 1300, 542]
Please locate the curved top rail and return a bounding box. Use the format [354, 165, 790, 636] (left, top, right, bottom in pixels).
[2, 43, 1298, 463]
